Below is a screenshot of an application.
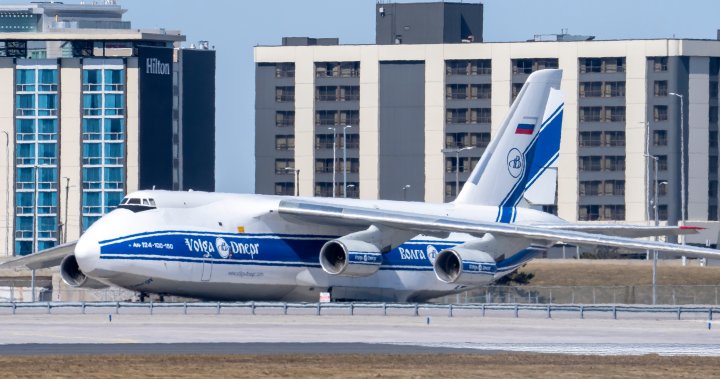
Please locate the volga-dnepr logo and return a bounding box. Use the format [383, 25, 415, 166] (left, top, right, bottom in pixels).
[146, 58, 170, 75]
[506, 148, 524, 178]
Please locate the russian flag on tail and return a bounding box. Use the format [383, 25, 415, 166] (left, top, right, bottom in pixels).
[515, 123, 535, 135]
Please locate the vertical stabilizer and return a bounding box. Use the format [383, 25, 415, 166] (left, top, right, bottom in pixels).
[455, 69, 564, 223]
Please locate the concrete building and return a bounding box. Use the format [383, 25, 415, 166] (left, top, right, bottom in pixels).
[253, 2, 720, 245]
[0, 1, 216, 256]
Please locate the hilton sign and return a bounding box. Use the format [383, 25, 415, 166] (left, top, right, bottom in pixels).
[146, 58, 171, 75]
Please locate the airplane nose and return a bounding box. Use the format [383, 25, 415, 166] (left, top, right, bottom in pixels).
[74, 228, 102, 274]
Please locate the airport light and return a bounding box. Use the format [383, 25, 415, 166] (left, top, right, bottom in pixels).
[402, 184, 411, 201]
[441, 146, 477, 199]
[645, 153, 659, 305]
[669, 93, 685, 236]
[327, 127, 337, 197]
[62, 177, 70, 244]
[343, 125, 352, 198]
[284, 167, 300, 196]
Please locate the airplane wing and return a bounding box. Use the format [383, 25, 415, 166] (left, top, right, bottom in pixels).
[536, 224, 702, 238]
[0, 241, 76, 270]
[278, 199, 720, 259]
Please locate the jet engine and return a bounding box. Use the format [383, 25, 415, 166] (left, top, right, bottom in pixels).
[319, 238, 382, 277]
[60, 255, 108, 289]
[433, 246, 497, 285]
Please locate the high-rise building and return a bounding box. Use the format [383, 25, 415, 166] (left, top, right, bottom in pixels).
[254, 2, 720, 245]
[0, 1, 216, 256]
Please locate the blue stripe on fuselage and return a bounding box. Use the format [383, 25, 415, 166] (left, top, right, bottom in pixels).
[97, 231, 544, 274]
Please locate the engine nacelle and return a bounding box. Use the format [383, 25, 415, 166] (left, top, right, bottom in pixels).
[319, 238, 382, 277]
[433, 246, 497, 285]
[60, 255, 108, 289]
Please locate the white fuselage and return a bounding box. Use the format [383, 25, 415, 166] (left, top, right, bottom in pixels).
[74, 191, 564, 302]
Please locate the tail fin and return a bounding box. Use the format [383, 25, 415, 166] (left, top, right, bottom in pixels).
[455, 69, 564, 223]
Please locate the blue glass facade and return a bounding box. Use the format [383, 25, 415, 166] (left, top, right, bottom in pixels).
[81, 63, 126, 231]
[14, 65, 59, 255]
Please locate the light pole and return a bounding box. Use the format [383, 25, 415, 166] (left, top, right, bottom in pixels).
[327, 127, 337, 197]
[62, 177, 70, 244]
[284, 167, 300, 196]
[342, 125, 352, 198]
[402, 184, 411, 201]
[2, 130, 8, 256]
[441, 146, 477, 199]
[669, 92, 685, 236]
[645, 153, 659, 305]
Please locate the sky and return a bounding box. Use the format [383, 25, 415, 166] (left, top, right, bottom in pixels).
[16, 0, 720, 193]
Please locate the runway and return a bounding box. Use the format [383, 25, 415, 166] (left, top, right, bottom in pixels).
[1, 314, 718, 356]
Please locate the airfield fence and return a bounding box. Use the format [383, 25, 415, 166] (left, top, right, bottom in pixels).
[0, 300, 718, 321]
[2, 284, 720, 306]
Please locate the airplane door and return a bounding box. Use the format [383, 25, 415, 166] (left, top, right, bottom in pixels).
[201, 252, 212, 281]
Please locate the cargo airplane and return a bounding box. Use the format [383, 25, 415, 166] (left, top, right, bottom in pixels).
[2, 69, 717, 302]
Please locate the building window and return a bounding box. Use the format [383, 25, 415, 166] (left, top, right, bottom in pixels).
[605, 131, 625, 147]
[653, 57, 668, 72]
[275, 63, 295, 78]
[654, 80, 668, 96]
[274, 182, 294, 196]
[446, 59, 491, 76]
[275, 135, 295, 150]
[653, 130, 668, 146]
[604, 82, 625, 97]
[511, 83, 524, 101]
[446, 84, 467, 100]
[315, 110, 359, 126]
[578, 156, 602, 171]
[445, 132, 491, 149]
[578, 132, 602, 147]
[653, 105, 668, 122]
[579, 107, 601, 122]
[275, 86, 294, 102]
[315, 62, 360, 78]
[579, 58, 626, 73]
[579, 180, 601, 196]
[14, 65, 59, 255]
[274, 159, 294, 174]
[579, 82, 602, 97]
[605, 106, 625, 122]
[315, 86, 360, 101]
[314, 182, 334, 197]
[603, 156, 625, 171]
[512, 58, 558, 74]
[275, 111, 295, 127]
[578, 205, 600, 221]
[657, 155, 668, 171]
[446, 157, 479, 173]
[710, 131, 718, 148]
[578, 205, 625, 221]
[604, 180, 625, 196]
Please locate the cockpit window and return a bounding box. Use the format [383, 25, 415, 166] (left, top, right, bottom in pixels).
[118, 196, 157, 212]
